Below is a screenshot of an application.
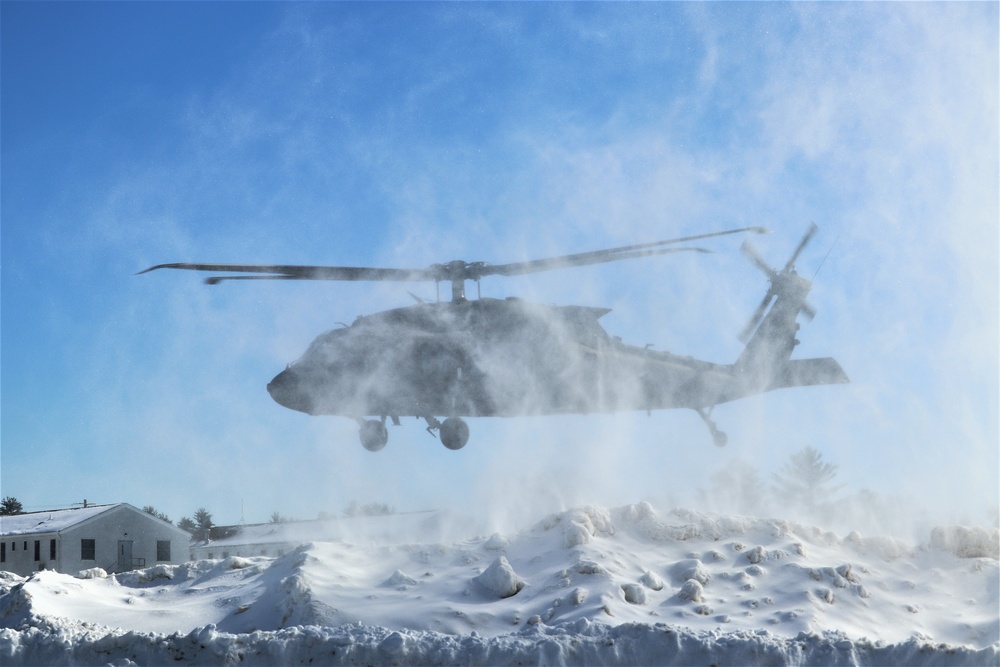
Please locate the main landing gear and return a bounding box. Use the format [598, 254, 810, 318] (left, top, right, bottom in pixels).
[695, 406, 728, 448]
[359, 418, 389, 452]
[357, 415, 470, 451]
[424, 415, 470, 450]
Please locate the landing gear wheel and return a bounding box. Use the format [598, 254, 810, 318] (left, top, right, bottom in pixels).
[695, 406, 728, 448]
[359, 419, 388, 452]
[439, 417, 469, 450]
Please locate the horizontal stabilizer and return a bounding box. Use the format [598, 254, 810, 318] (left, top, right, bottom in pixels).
[770, 357, 849, 391]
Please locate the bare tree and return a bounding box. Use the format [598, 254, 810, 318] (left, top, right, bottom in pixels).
[343, 501, 395, 517]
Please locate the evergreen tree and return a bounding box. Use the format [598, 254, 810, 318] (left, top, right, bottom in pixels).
[177, 517, 196, 534]
[772, 446, 843, 517]
[142, 505, 172, 524]
[192, 508, 214, 541]
[0, 497, 24, 515]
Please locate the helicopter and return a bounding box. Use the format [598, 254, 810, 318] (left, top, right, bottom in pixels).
[140, 224, 848, 451]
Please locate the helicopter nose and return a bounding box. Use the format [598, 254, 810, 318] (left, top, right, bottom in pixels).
[267, 368, 314, 414]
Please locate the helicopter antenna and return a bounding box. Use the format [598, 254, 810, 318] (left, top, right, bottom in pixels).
[812, 235, 839, 281]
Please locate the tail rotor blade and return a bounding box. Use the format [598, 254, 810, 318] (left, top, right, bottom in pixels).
[783, 222, 818, 271]
[740, 240, 776, 279]
[739, 225, 821, 343]
[739, 289, 776, 343]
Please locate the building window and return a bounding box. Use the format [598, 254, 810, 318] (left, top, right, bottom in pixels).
[81, 539, 96, 560]
[156, 540, 171, 562]
[1, 542, 5, 562]
[34, 540, 40, 562]
[11, 541, 14, 551]
[50, 539, 56, 560]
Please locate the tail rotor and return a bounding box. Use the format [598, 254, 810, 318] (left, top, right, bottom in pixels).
[738, 223, 818, 343]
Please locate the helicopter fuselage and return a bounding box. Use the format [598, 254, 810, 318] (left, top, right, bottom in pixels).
[267, 297, 736, 422]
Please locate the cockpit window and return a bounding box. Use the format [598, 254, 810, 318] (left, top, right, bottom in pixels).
[300, 327, 350, 360]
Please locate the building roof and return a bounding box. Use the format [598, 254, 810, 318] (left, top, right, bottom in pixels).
[0, 503, 169, 537]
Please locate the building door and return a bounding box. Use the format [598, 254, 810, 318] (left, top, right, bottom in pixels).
[118, 540, 133, 571]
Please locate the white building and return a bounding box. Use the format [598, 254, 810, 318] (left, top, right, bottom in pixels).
[0, 503, 190, 577]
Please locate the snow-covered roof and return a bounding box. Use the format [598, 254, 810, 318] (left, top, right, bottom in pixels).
[0, 504, 121, 536]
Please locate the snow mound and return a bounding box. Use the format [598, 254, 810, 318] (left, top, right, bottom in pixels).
[677, 578, 705, 603]
[222, 556, 257, 570]
[75, 568, 107, 580]
[0, 578, 36, 630]
[381, 569, 419, 588]
[536, 506, 615, 548]
[483, 532, 509, 551]
[638, 570, 663, 591]
[472, 556, 524, 599]
[115, 564, 174, 585]
[620, 583, 648, 605]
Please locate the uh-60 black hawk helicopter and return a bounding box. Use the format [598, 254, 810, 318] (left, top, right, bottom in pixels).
[140, 224, 848, 451]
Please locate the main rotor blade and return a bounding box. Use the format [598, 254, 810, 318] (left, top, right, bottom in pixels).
[484, 246, 709, 277]
[739, 289, 776, 343]
[578, 225, 769, 257]
[138, 263, 436, 282]
[483, 225, 766, 278]
[138, 226, 764, 286]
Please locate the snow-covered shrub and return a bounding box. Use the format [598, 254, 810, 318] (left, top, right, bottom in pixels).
[929, 526, 1000, 559]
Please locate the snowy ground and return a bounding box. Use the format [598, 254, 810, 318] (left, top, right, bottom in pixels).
[1, 503, 997, 666]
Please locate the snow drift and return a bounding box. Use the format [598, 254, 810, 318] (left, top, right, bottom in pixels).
[1, 503, 997, 666]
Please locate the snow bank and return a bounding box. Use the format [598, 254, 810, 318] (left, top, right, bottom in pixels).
[2, 619, 996, 667]
[1, 502, 997, 665]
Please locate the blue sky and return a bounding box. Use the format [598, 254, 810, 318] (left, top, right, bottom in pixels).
[2, 3, 996, 532]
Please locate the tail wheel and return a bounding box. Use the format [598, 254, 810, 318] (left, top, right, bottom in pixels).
[439, 417, 469, 450]
[360, 419, 388, 452]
